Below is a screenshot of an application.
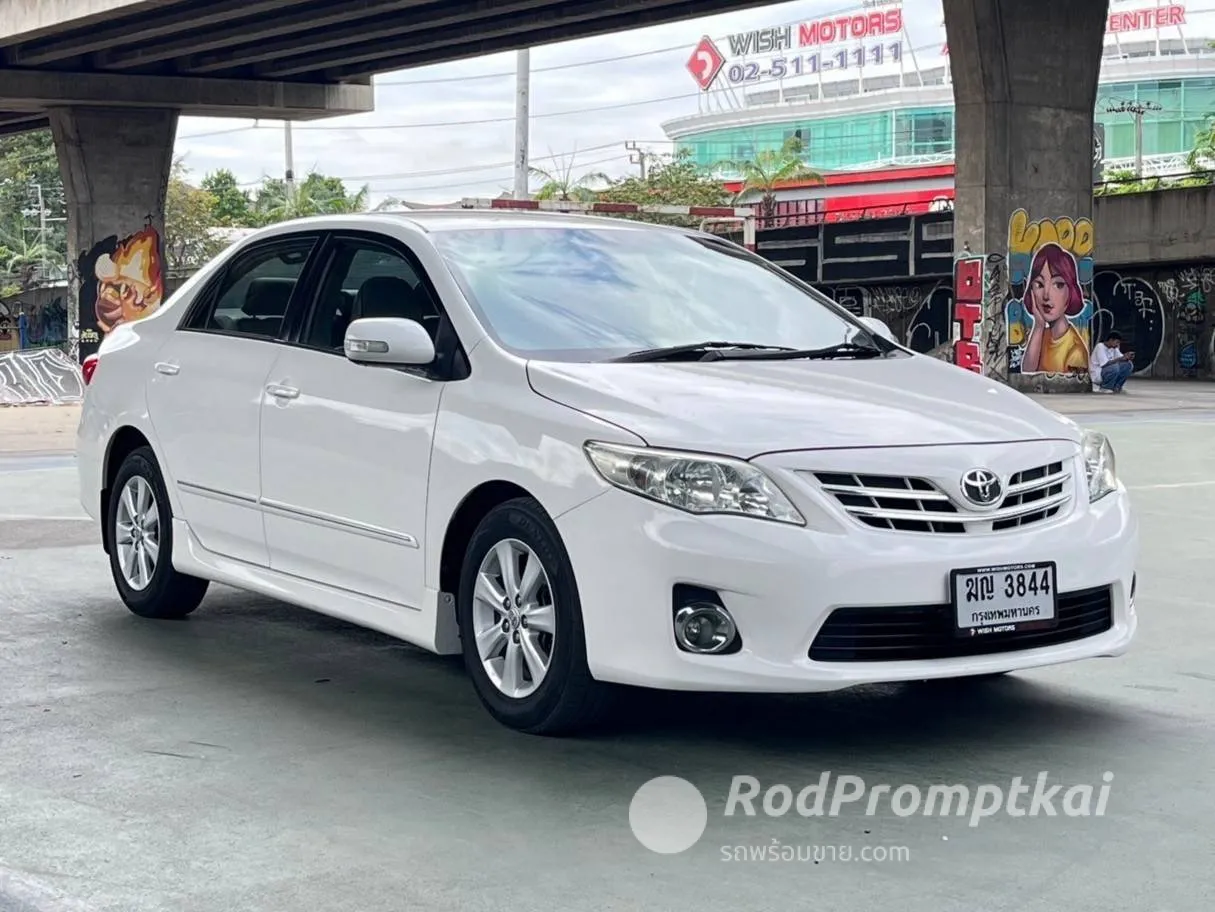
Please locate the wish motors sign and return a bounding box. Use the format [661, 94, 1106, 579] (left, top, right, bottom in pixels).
[686, 5, 905, 91]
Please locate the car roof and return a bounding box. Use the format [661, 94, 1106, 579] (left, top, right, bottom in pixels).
[246, 208, 712, 239]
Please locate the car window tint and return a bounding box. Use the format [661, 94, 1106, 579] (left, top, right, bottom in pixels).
[304, 240, 441, 351]
[185, 237, 317, 338]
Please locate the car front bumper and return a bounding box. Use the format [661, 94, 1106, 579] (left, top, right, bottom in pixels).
[555, 441, 1138, 692]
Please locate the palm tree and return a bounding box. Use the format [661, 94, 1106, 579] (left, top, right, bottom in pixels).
[253, 173, 370, 223]
[717, 136, 823, 221]
[527, 151, 610, 201]
[0, 227, 64, 290]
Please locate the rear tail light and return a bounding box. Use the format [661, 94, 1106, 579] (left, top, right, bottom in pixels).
[81, 354, 99, 386]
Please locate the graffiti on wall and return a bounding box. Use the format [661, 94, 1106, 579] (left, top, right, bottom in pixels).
[0, 292, 70, 352]
[0, 300, 14, 350]
[953, 255, 983, 373]
[1005, 209, 1096, 376]
[77, 221, 165, 358]
[0, 348, 84, 405]
[814, 260, 1212, 380]
[823, 282, 954, 355]
[1156, 267, 1212, 375]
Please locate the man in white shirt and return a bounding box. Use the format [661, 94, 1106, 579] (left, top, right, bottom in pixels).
[1089, 331, 1134, 393]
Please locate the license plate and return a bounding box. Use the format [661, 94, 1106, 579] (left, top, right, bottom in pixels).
[949, 562, 1058, 638]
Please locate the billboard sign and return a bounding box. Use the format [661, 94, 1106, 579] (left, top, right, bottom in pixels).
[944, 3, 1188, 55]
[688, 2, 906, 91]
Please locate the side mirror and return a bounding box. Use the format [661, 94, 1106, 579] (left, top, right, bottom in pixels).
[859, 316, 895, 342]
[344, 317, 435, 366]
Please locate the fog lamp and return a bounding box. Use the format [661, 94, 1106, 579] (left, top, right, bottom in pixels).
[674, 603, 738, 654]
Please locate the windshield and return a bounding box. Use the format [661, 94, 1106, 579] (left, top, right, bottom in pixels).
[430, 224, 878, 361]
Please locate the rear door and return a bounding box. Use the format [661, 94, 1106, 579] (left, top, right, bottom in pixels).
[144, 233, 321, 566]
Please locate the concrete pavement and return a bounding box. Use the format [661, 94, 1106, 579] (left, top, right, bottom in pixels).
[1, 386, 1212, 911]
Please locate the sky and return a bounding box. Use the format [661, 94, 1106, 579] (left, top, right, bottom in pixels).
[167, 0, 1198, 206]
[171, 0, 949, 207]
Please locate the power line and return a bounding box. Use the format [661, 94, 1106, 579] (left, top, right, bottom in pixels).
[227, 143, 663, 187]
[371, 152, 632, 195]
[178, 40, 948, 140]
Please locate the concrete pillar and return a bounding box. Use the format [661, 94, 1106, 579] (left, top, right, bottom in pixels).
[944, 0, 1109, 391]
[48, 106, 178, 362]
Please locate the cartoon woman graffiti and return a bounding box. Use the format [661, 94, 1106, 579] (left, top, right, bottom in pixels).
[1018, 242, 1089, 373]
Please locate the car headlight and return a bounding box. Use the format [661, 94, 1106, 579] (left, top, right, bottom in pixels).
[1082, 429, 1118, 502]
[583, 441, 805, 525]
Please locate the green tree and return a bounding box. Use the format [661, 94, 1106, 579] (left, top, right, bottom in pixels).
[251, 171, 370, 224]
[717, 136, 823, 219]
[201, 168, 254, 226]
[164, 160, 226, 273]
[596, 149, 730, 226]
[0, 129, 66, 288]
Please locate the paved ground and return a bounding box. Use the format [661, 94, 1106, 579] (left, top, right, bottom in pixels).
[1, 384, 1213, 911]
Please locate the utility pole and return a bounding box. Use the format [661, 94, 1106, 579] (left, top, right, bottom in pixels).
[625, 141, 647, 179]
[23, 184, 64, 282]
[34, 183, 46, 278]
[513, 48, 530, 200]
[1104, 100, 1162, 179]
[284, 120, 296, 202]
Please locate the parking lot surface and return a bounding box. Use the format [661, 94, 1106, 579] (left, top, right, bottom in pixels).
[1, 388, 1212, 912]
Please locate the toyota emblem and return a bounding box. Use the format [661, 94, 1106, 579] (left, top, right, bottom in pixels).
[960, 468, 1002, 507]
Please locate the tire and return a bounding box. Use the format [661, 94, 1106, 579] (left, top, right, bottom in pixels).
[456, 497, 613, 735]
[106, 445, 209, 619]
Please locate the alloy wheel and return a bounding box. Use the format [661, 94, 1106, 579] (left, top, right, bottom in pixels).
[115, 475, 160, 591]
[471, 538, 556, 699]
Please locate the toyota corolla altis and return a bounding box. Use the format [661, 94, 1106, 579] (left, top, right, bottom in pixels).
[76, 211, 1138, 734]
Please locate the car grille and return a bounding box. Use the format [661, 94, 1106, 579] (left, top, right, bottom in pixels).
[812, 460, 1071, 534]
[807, 585, 1113, 662]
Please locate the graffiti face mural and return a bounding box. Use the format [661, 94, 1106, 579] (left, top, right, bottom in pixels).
[93, 226, 164, 332]
[1005, 209, 1096, 376]
[77, 222, 165, 359]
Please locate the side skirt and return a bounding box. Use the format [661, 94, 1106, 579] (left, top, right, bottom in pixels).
[170, 518, 462, 655]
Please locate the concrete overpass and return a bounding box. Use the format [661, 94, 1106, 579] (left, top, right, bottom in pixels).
[0, 0, 1112, 391]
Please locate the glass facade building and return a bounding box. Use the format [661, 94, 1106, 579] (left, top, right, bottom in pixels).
[671, 77, 1215, 175]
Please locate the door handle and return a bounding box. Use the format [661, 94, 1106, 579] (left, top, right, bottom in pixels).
[154, 362, 179, 376]
[265, 383, 300, 400]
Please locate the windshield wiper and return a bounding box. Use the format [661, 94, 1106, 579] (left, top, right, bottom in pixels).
[700, 341, 886, 362]
[607, 341, 798, 363]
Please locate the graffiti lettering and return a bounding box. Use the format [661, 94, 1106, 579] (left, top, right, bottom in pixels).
[1007, 208, 1096, 282]
[953, 256, 983, 373]
[907, 282, 953, 355]
[822, 282, 953, 355]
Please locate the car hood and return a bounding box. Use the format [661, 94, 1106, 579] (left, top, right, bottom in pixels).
[526, 353, 1080, 457]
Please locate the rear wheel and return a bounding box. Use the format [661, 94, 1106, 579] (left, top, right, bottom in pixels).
[107, 446, 209, 619]
[456, 497, 612, 735]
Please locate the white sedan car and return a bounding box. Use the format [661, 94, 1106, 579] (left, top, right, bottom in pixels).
[76, 211, 1138, 734]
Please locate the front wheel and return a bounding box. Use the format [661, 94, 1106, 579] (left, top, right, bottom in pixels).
[456, 497, 613, 735]
[106, 446, 209, 619]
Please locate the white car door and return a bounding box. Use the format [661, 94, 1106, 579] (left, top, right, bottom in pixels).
[145, 233, 322, 566]
[257, 231, 457, 609]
